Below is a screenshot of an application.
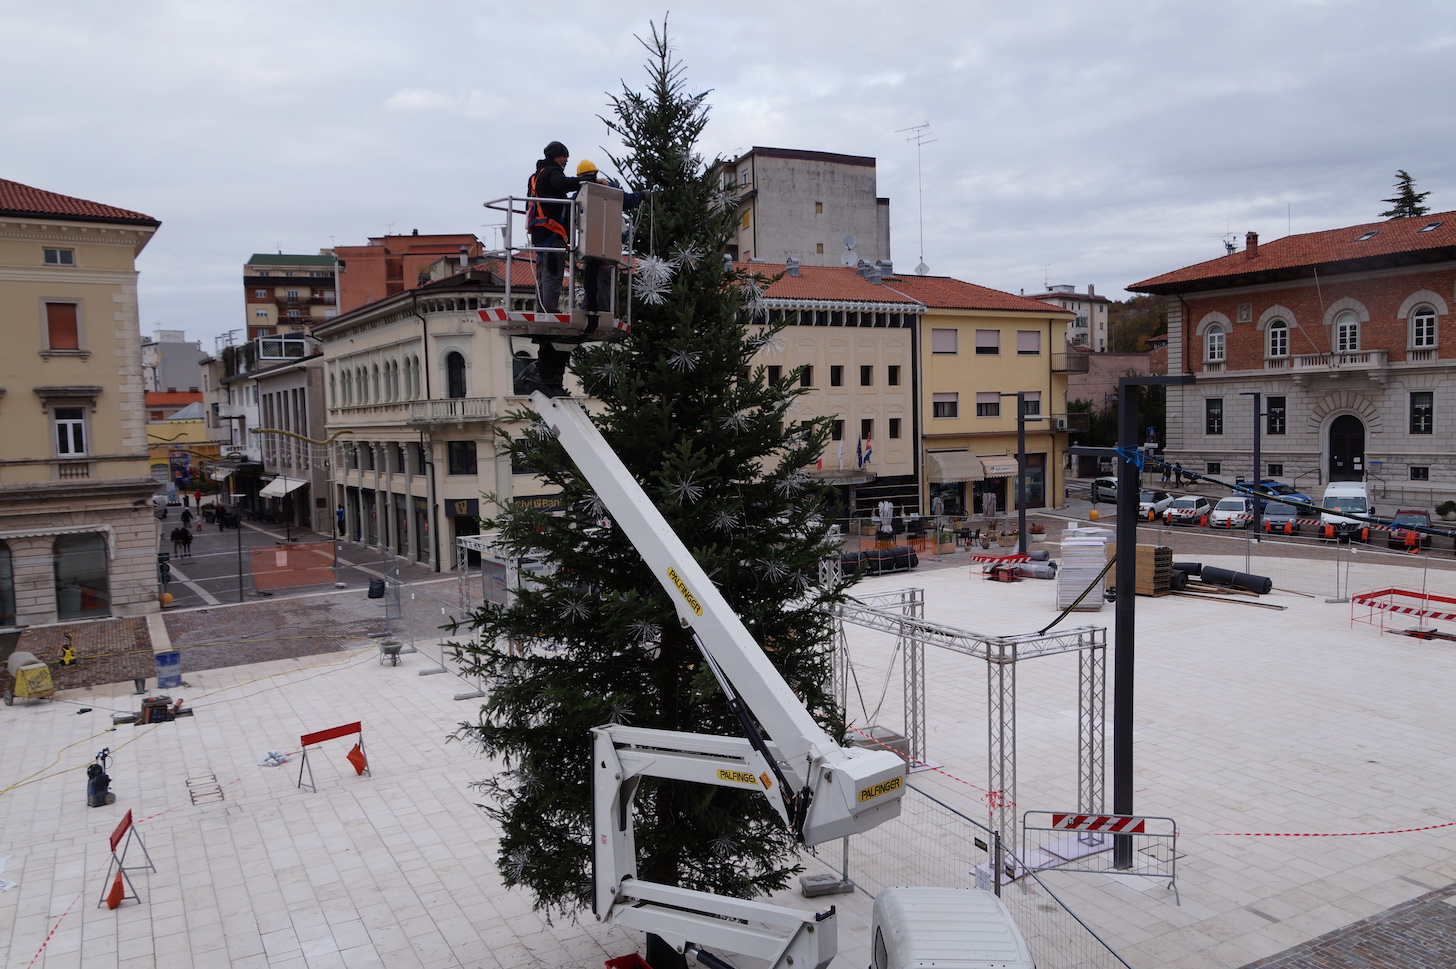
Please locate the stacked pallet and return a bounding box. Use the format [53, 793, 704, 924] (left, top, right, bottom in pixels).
[1057, 530, 1110, 611]
[1104, 543, 1174, 596]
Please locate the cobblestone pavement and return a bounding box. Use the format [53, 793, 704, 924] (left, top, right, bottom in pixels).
[1237, 881, 1456, 968]
[2, 618, 153, 696]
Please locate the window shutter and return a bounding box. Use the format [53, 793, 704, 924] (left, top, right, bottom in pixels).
[46, 303, 79, 349]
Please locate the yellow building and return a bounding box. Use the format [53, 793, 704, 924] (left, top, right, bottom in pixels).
[886, 276, 1080, 517]
[0, 178, 162, 626]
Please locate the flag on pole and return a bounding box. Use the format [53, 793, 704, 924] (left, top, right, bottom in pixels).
[863, 435, 873, 466]
[816, 456, 823, 471]
[837, 440, 843, 470]
[856, 439, 864, 469]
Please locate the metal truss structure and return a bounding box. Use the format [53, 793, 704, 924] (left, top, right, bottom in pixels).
[834, 588, 1107, 855]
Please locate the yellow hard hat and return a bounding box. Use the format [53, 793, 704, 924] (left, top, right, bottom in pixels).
[576, 159, 599, 176]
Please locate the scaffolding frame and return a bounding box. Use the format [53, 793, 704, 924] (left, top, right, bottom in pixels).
[835, 588, 1107, 858]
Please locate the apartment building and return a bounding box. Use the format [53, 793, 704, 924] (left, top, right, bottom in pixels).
[1028, 284, 1113, 350]
[334, 232, 485, 315]
[243, 252, 337, 340]
[1130, 214, 1456, 507]
[0, 178, 162, 626]
[723, 148, 891, 267]
[750, 262, 924, 517]
[892, 276, 1079, 517]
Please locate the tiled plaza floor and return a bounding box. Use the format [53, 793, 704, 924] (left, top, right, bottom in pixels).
[3, 540, 1456, 968]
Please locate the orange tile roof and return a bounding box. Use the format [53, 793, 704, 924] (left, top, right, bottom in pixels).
[1130, 210, 1456, 292]
[740, 262, 922, 304]
[883, 274, 1077, 314]
[0, 178, 159, 225]
[145, 391, 203, 406]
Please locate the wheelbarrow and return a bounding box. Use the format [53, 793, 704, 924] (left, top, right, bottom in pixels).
[4, 651, 56, 706]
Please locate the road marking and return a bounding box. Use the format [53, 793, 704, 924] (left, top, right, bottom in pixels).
[163, 562, 222, 605]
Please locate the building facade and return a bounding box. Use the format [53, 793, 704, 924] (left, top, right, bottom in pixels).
[1130, 215, 1456, 507]
[888, 276, 1078, 518]
[751, 263, 924, 517]
[317, 259, 538, 571]
[334, 233, 484, 315]
[724, 148, 891, 267]
[1028, 284, 1112, 350]
[244, 253, 337, 340]
[0, 178, 163, 627]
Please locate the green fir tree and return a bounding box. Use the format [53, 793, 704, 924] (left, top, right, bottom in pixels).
[1380, 170, 1431, 219]
[451, 21, 850, 920]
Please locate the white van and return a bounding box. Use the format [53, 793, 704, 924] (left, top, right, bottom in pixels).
[870, 886, 1035, 969]
[1320, 482, 1374, 530]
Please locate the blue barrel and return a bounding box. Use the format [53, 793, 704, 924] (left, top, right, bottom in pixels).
[156, 650, 182, 690]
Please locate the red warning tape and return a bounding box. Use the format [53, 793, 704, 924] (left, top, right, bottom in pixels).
[1209, 819, 1456, 838]
[843, 723, 1013, 811]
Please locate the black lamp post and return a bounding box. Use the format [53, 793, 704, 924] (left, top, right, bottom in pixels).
[231, 492, 246, 603]
[1239, 392, 1263, 535]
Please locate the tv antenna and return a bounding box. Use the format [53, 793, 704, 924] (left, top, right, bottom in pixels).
[896, 122, 936, 275]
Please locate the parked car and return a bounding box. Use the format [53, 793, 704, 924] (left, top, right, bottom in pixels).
[1138, 490, 1175, 518]
[1262, 501, 1303, 534]
[1240, 479, 1314, 512]
[1090, 477, 1119, 504]
[1208, 495, 1256, 529]
[1387, 509, 1433, 550]
[1164, 495, 1212, 526]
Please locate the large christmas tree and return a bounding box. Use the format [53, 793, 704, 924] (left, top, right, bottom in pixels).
[452, 22, 849, 919]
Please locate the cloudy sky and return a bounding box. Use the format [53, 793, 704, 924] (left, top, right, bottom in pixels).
[5, 1, 1454, 347]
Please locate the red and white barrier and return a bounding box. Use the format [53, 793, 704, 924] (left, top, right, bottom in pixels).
[1050, 812, 1147, 834]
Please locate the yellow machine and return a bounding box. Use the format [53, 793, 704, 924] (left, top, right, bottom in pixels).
[4, 651, 56, 706]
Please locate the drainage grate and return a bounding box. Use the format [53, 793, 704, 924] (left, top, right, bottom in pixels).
[186, 773, 224, 804]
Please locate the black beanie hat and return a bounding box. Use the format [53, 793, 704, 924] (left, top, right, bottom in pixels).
[543, 141, 568, 160]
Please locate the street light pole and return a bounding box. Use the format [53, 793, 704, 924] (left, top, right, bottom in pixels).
[1239, 392, 1263, 535]
[231, 492, 246, 603]
[1000, 391, 1030, 556]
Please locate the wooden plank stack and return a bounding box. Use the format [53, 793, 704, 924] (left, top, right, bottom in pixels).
[1104, 543, 1173, 596]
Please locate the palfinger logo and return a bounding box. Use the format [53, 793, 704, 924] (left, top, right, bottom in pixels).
[857, 775, 904, 802]
[667, 567, 703, 616]
[717, 769, 758, 786]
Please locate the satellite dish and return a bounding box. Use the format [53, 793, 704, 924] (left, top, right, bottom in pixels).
[842, 234, 857, 250]
[840, 249, 858, 267]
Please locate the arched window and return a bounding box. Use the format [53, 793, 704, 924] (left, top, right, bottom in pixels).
[54, 533, 109, 620]
[446, 351, 467, 399]
[412, 355, 422, 398]
[1266, 319, 1289, 358]
[1204, 324, 1225, 362]
[329, 373, 337, 408]
[1335, 311, 1359, 352]
[1411, 304, 1437, 349]
[0, 540, 14, 627]
[372, 364, 381, 401]
[356, 367, 366, 401]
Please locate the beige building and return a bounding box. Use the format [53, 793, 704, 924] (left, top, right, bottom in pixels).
[0, 178, 163, 627]
[316, 258, 544, 571]
[751, 263, 924, 517]
[724, 147, 891, 267]
[1028, 284, 1113, 351]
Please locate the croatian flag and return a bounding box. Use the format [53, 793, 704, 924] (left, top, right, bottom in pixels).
[863, 435, 873, 466]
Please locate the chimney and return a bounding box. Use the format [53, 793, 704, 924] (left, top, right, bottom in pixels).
[785, 257, 800, 277]
[1246, 231, 1259, 258]
[1088, 284, 1095, 297]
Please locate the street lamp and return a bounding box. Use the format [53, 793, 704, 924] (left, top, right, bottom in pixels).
[1239, 392, 1264, 536]
[231, 492, 246, 603]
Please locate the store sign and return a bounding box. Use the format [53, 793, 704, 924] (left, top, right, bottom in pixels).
[447, 498, 480, 518]
[513, 495, 564, 514]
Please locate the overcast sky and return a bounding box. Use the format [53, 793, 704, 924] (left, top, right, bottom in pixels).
[5, 1, 1454, 348]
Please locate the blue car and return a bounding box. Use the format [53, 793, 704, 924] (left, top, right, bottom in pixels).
[1239, 480, 1314, 512]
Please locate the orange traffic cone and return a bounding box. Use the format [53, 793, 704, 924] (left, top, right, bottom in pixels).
[106, 871, 125, 910]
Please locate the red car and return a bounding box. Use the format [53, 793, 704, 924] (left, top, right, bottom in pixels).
[1387, 510, 1432, 550]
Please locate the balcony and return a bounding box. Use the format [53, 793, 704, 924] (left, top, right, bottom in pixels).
[1050, 352, 1090, 373]
[408, 397, 497, 424]
[1288, 349, 1389, 386]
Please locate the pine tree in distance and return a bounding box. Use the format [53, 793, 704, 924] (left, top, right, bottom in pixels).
[450, 20, 850, 920]
[1380, 170, 1431, 219]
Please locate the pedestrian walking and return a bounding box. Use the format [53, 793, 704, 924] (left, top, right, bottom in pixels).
[181, 507, 193, 529]
[1174, 462, 1184, 487]
[170, 527, 186, 556]
[336, 504, 346, 536]
[180, 527, 193, 559]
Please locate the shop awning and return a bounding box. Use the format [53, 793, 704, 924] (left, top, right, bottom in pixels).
[926, 451, 986, 483]
[259, 475, 309, 498]
[982, 458, 1020, 478]
[209, 467, 236, 482]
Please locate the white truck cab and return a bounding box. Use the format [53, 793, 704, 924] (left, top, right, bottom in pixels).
[871, 887, 1035, 969]
[1320, 482, 1373, 529]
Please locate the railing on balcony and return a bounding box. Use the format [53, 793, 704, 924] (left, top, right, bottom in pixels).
[408, 397, 497, 423]
[56, 460, 91, 480]
[1407, 348, 1437, 363]
[1290, 349, 1388, 371]
[1050, 352, 1090, 373]
[257, 336, 309, 359]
